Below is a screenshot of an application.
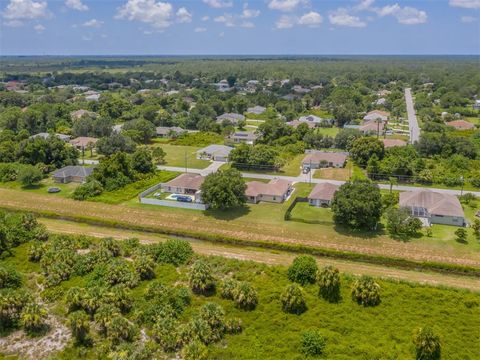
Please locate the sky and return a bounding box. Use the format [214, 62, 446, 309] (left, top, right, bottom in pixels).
[0, 0, 479, 55]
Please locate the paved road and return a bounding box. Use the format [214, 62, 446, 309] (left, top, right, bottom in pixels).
[405, 87, 420, 143]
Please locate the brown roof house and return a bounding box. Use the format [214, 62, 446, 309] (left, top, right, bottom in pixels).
[399, 190, 466, 227]
[308, 183, 340, 207]
[70, 137, 99, 150]
[381, 139, 407, 148]
[52, 166, 94, 183]
[245, 178, 293, 204]
[161, 173, 205, 195]
[360, 120, 386, 135]
[302, 151, 347, 170]
[446, 120, 475, 131]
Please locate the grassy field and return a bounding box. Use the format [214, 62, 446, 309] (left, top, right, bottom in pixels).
[151, 143, 211, 169]
[0, 176, 79, 198]
[1, 238, 479, 359]
[313, 161, 366, 181]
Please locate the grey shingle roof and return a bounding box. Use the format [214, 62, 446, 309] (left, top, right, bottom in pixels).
[52, 166, 94, 179]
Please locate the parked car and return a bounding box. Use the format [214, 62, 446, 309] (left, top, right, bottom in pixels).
[176, 195, 193, 203]
[302, 167, 310, 174]
[47, 187, 61, 193]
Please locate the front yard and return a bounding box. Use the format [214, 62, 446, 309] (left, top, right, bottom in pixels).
[150, 144, 212, 169]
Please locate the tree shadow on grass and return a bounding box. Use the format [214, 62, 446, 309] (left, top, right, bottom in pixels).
[333, 223, 387, 240]
[203, 206, 251, 221]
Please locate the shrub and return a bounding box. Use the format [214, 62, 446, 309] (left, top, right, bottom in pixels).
[98, 237, 121, 257]
[94, 258, 139, 288]
[18, 166, 43, 187]
[281, 284, 307, 315]
[189, 260, 216, 295]
[181, 339, 209, 360]
[107, 315, 137, 344]
[28, 241, 46, 262]
[220, 278, 238, 300]
[197, 302, 226, 342]
[133, 255, 156, 280]
[301, 330, 327, 357]
[157, 239, 193, 266]
[65, 287, 84, 313]
[225, 318, 243, 334]
[413, 326, 441, 360]
[72, 179, 104, 200]
[106, 285, 133, 313]
[152, 313, 179, 352]
[287, 256, 318, 285]
[0, 265, 22, 289]
[0, 288, 32, 329]
[94, 304, 120, 335]
[351, 276, 381, 306]
[20, 302, 48, 333]
[317, 266, 341, 303]
[120, 238, 140, 257]
[68, 310, 90, 344]
[232, 281, 258, 310]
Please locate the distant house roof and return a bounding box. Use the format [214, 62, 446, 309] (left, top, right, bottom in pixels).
[363, 110, 390, 121]
[70, 137, 98, 148]
[30, 133, 71, 141]
[247, 106, 266, 115]
[197, 144, 233, 158]
[246, 178, 292, 197]
[377, 89, 391, 97]
[164, 173, 205, 190]
[71, 109, 96, 120]
[308, 183, 340, 202]
[156, 126, 186, 136]
[286, 120, 316, 129]
[227, 131, 259, 142]
[298, 115, 323, 123]
[446, 120, 475, 130]
[375, 98, 386, 105]
[381, 139, 407, 148]
[112, 124, 124, 134]
[399, 190, 465, 218]
[302, 152, 348, 166]
[216, 113, 245, 124]
[360, 120, 386, 133]
[52, 166, 94, 179]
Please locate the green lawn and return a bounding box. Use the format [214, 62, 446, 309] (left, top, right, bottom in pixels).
[290, 202, 334, 225]
[0, 177, 79, 198]
[151, 144, 211, 169]
[315, 127, 340, 137]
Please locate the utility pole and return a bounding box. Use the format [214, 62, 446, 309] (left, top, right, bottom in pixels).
[185, 150, 188, 173]
[460, 176, 464, 196]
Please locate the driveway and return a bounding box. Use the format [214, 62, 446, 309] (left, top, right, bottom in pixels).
[405, 88, 420, 143]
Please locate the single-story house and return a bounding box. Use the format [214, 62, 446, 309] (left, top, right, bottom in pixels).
[216, 113, 245, 125]
[399, 190, 466, 227]
[446, 120, 475, 130]
[226, 131, 259, 145]
[298, 115, 324, 125]
[375, 98, 387, 106]
[70, 109, 96, 121]
[246, 178, 293, 204]
[196, 145, 233, 162]
[308, 183, 340, 207]
[286, 120, 316, 129]
[156, 126, 186, 138]
[302, 151, 348, 169]
[377, 89, 391, 97]
[30, 133, 71, 142]
[52, 166, 94, 183]
[363, 110, 390, 122]
[473, 100, 480, 111]
[381, 139, 407, 148]
[161, 173, 205, 195]
[247, 106, 266, 115]
[70, 137, 99, 150]
[112, 124, 124, 134]
[359, 120, 386, 135]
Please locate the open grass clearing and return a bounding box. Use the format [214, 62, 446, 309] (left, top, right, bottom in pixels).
[149, 143, 211, 169]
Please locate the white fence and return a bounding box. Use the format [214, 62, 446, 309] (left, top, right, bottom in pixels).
[138, 182, 209, 210]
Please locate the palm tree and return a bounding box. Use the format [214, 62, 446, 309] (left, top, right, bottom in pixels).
[133, 255, 155, 280]
[351, 276, 381, 306]
[189, 260, 216, 295]
[68, 311, 90, 344]
[20, 303, 48, 333]
[65, 287, 84, 313]
[281, 284, 307, 315]
[413, 326, 441, 360]
[94, 304, 120, 336]
[317, 266, 341, 303]
[232, 282, 258, 310]
[106, 315, 137, 345]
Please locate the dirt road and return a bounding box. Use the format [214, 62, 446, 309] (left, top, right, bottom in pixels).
[40, 218, 480, 292]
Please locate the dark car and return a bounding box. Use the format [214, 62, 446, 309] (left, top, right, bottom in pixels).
[47, 187, 61, 193]
[302, 167, 311, 174]
[176, 195, 193, 203]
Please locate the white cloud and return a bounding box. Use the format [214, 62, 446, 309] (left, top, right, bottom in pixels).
[203, 0, 233, 8]
[354, 0, 375, 11]
[194, 26, 207, 32]
[461, 15, 477, 22]
[329, 8, 366, 27]
[83, 19, 104, 27]
[34, 23, 45, 32]
[241, 3, 260, 18]
[2, 0, 50, 24]
[375, 4, 427, 25]
[298, 11, 322, 27]
[65, 0, 88, 11]
[240, 21, 254, 28]
[268, 0, 308, 12]
[214, 13, 235, 27]
[275, 15, 296, 29]
[449, 0, 480, 9]
[201, 15, 210, 21]
[176, 7, 192, 23]
[116, 0, 173, 29]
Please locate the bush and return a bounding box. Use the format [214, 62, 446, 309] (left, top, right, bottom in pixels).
[28, 241, 46, 262]
[287, 255, 318, 285]
[0, 265, 22, 289]
[301, 330, 327, 357]
[197, 302, 226, 343]
[18, 166, 43, 187]
[220, 278, 239, 300]
[94, 304, 120, 335]
[152, 313, 179, 352]
[20, 302, 48, 333]
[181, 339, 209, 360]
[72, 179, 104, 200]
[98, 237, 122, 257]
[0, 288, 32, 329]
[189, 260, 216, 295]
[133, 255, 156, 280]
[225, 318, 243, 334]
[351, 276, 381, 307]
[281, 284, 307, 315]
[107, 315, 137, 344]
[93, 258, 139, 288]
[157, 239, 193, 266]
[317, 266, 341, 303]
[232, 281, 258, 310]
[68, 310, 90, 344]
[413, 326, 441, 360]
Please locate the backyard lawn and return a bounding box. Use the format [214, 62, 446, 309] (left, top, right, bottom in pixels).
[151, 143, 211, 169]
[0, 176, 79, 198]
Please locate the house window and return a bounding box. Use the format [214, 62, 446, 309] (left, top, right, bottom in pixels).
[273, 196, 276, 200]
